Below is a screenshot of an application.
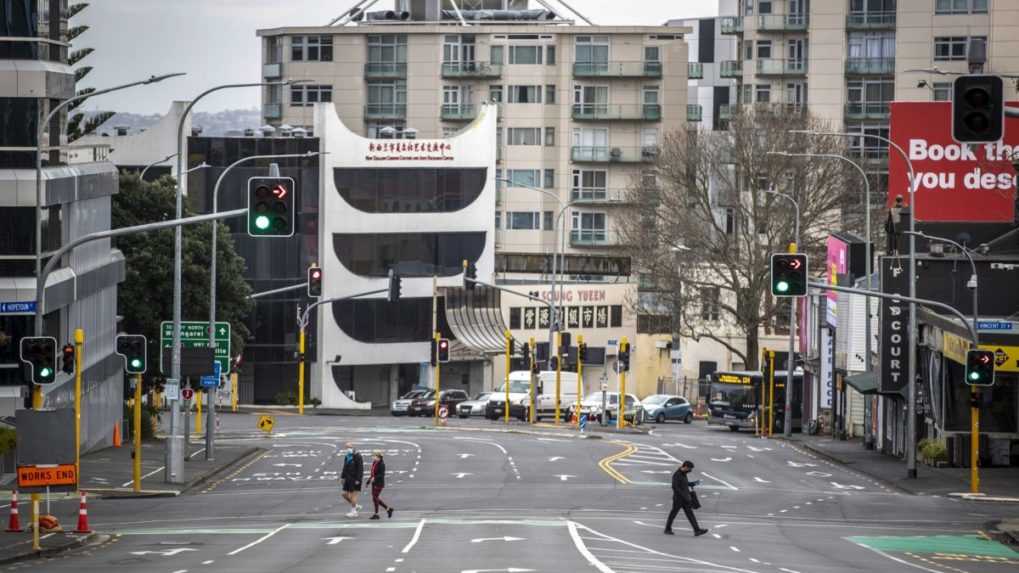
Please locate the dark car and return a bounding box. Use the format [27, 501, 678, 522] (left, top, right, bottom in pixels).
[408, 389, 470, 417]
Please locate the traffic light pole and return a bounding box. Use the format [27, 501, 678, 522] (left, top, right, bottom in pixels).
[576, 334, 584, 427]
[504, 331, 511, 424]
[133, 372, 142, 493]
[555, 332, 562, 425]
[74, 329, 83, 481]
[434, 332, 442, 424]
[617, 337, 628, 431]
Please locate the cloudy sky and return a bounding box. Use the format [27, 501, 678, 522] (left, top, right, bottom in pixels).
[75, 0, 716, 115]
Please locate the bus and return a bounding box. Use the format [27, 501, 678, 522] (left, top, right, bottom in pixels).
[707, 370, 803, 432]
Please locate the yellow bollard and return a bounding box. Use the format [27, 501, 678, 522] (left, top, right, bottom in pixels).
[195, 391, 202, 435]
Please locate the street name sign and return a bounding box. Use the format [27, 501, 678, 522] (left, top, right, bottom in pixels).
[0, 301, 36, 314]
[977, 320, 1016, 332]
[160, 321, 231, 373]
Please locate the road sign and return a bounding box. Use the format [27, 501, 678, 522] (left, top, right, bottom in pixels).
[258, 415, 274, 433]
[0, 301, 35, 314]
[160, 321, 231, 373]
[17, 464, 77, 489]
[977, 320, 1016, 332]
[165, 379, 180, 401]
[182, 387, 194, 401]
[200, 375, 218, 389]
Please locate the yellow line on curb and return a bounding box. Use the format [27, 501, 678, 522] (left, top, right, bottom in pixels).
[598, 442, 637, 484]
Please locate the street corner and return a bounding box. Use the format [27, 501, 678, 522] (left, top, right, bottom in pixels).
[0, 531, 100, 566]
[848, 533, 1019, 571]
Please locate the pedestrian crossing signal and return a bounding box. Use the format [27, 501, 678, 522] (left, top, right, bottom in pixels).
[437, 338, 450, 363]
[62, 344, 76, 375]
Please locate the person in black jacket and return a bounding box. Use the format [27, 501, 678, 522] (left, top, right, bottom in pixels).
[341, 443, 364, 518]
[665, 460, 708, 536]
[366, 450, 394, 520]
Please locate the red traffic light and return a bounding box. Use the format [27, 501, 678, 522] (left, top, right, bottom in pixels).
[311, 269, 321, 280]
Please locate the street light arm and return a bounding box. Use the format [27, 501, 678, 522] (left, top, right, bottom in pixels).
[904, 230, 979, 326]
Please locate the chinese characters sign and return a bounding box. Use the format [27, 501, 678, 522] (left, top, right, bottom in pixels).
[365, 140, 454, 161]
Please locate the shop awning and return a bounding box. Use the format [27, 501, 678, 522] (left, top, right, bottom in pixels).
[443, 286, 516, 357]
[845, 371, 878, 395]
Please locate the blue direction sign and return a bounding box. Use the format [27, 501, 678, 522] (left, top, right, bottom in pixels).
[977, 320, 1016, 332]
[0, 301, 36, 314]
[200, 375, 219, 389]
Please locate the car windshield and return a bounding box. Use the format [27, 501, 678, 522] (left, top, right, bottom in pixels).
[582, 393, 617, 405]
[496, 381, 531, 393]
[419, 391, 435, 400]
[642, 395, 669, 405]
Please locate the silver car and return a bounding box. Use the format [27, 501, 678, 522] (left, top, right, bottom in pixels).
[391, 389, 427, 416]
[457, 392, 493, 418]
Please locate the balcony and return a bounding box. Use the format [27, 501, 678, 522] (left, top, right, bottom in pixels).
[571, 104, 661, 122]
[263, 63, 282, 79]
[570, 229, 622, 247]
[756, 58, 807, 76]
[363, 62, 407, 79]
[844, 102, 890, 120]
[846, 11, 896, 30]
[845, 57, 895, 76]
[720, 16, 743, 34]
[720, 60, 742, 78]
[687, 104, 702, 122]
[688, 62, 703, 79]
[570, 188, 632, 204]
[571, 146, 659, 164]
[263, 103, 282, 120]
[441, 61, 502, 79]
[573, 61, 662, 78]
[440, 104, 477, 121]
[757, 13, 808, 32]
[364, 103, 407, 119]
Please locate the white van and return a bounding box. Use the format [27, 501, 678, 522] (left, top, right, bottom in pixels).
[485, 370, 578, 421]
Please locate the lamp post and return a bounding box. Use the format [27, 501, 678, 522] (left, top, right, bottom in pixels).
[167, 79, 298, 484]
[139, 152, 179, 180]
[34, 73, 185, 336]
[764, 187, 800, 439]
[791, 129, 920, 478]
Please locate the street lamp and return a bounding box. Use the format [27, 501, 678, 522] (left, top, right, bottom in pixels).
[763, 187, 800, 439]
[34, 72, 185, 335]
[140, 152, 179, 180]
[790, 129, 921, 479]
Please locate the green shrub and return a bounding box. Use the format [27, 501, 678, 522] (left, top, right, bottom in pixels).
[918, 438, 948, 463]
[0, 428, 16, 455]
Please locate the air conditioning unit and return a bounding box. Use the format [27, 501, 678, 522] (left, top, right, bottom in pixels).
[609, 147, 622, 160]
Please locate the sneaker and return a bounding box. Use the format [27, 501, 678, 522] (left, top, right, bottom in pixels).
[387, 508, 394, 519]
[370, 514, 380, 520]
[345, 510, 357, 518]
[355, 504, 363, 511]
[663, 529, 674, 535]
[694, 528, 709, 537]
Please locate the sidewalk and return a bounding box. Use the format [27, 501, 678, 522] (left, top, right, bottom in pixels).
[0, 532, 99, 565]
[783, 434, 1019, 499]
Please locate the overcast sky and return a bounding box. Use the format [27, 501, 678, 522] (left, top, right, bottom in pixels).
[76, 0, 716, 115]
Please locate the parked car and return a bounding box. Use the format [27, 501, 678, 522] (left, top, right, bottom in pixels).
[642, 394, 693, 424]
[485, 371, 579, 421]
[408, 389, 470, 417]
[391, 389, 427, 416]
[572, 391, 644, 424]
[457, 392, 493, 418]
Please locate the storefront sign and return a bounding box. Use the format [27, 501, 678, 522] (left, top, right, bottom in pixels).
[826, 236, 848, 326]
[364, 140, 454, 161]
[880, 257, 911, 396]
[820, 327, 834, 409]
[942, 332, 1019, 374]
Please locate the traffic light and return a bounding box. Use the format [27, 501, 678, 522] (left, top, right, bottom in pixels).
[771, 253, 808, 297]
[115, 334, 147, 374]
[463, 259, 477, 290]
[247, 176, 295, 237]
[965, 349, 995, 386]
[952, 75, 1004, 144]
[521, 342, 530, 360]
[61, 344, 75, 375]
[559, 332, 571, 356]
[20, 337, 57, 385]
[437, 338, 450, 363]
[618, 340, 630, 372]
[507, 337, 515, 355]
[550, 356, 559, 370]
[430, 338, 438, 367]
[308, 265, 322, 298]
[578, 342, 587, 362]
[388, 268, 402, 303]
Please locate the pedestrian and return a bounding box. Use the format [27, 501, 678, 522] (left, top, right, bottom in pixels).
[664, 460, 708, 537]
[366, 450, 394, 520]
[340, 442, 364, 518]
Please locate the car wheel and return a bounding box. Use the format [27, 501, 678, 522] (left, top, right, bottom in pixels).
[684, 413, 693, 424]
[655, 413, 666, 424]
[729, 425, 739, 432]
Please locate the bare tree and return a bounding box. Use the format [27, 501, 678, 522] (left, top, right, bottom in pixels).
[620, 107, 859, 369]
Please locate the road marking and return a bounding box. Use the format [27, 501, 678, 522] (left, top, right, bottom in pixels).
[461, 569, 534, 573]
[386, 568, 395, 572]
[453, 472, 473, 479]
[712, 533, 722, 539]
[172, 570, 187, 573]
[701, 472, 738, 491]
[471, 536, 525, 543]
[779, 569, 801, 573]
[273, 463, 302, 468]
[555, 474, 576, 481]
[548, 456, 565, 462]
[730, 546, 741, 552]
[753, 477, 770, 483]
[202, 561, 214, 565]
[322, 536, 353, 545]
[749, 558, 760, 563]
[641, 470, 672, 475]
[458, 453, 474, 459]
[130, 548, 197, 557]
[662, 442, 697, 449]
[227, 523, 290, 556]
[710, 457, 733, 462]
[632, 520, 656, 528]
[806, 471, 833, 478]
[401, 519, 426, 554]
[849, 541, 945, 573]
[721, 445, 738, 449]
[121, 465, 166, 488]
[830, 482, 865, 490]
[597, 442, 637, 484]
[787, 461, 817, 468]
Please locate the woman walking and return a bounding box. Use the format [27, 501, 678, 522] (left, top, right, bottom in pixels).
[341, 443, 364, 518]
[366, 450, 394, 520]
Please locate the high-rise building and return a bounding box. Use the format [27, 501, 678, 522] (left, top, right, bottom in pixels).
[0, 0, 124, 448]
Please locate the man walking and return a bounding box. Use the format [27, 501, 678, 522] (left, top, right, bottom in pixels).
[665, 460, 708, 536]
[341, 442, 364, 518]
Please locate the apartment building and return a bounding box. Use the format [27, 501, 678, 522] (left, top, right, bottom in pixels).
[0, 0, 125, 449]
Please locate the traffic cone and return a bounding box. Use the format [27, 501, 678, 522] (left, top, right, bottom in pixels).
[75, 492, 91, 533]
[113, 422, 122, 448]
[6, 491, 23, 532]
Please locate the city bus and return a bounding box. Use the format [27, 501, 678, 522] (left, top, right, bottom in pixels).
[707, 370, 803, 432]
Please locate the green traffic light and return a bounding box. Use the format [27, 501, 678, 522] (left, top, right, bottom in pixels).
[776, 281, 790, 293]
[255, 215, 271, 231]
[969, 371, 980, 381]
[130, 358, 143, 369]
[39, 367, 52, 378]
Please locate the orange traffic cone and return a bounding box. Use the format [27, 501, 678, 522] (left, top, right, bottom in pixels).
[75, 492, 91, 533]
[6, 491, 23, 532]
[113, 422, 122, 448]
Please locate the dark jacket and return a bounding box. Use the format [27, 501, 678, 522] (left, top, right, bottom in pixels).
[671, 468, 693, 507]
[341, 450, 364, 486]
[369, 459, 386, 488]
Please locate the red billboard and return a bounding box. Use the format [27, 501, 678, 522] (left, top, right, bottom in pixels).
[888, 101, 1017, 222]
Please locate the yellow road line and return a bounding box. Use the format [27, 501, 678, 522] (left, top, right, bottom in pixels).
[598, 441, 637, 484]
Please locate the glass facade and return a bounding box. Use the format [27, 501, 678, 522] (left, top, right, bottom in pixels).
[333, 298, 433, 343]
[332, 232, 487, 277]
[0, 98, 39, 168]
[335, 167, 486, 213]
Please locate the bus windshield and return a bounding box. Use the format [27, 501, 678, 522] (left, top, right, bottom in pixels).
[709, 383, 756, 411]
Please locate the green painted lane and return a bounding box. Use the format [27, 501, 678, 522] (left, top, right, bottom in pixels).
[847, 534, 1019, 558]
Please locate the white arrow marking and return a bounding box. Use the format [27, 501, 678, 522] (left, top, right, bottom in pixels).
[641, 470, 672, 474]
[322, 536, 353, 545]
[710, 457, 732, 462]
[830, 481, 865, 490]
[458, 453, 474, 459]
[662, 442, 697, 449]
[452, 472, 473, 479]
[130, 548, 197, 557]
[721, 445, 738, 449]
[786, 460, 817, 468]
[273, 463, 302, 468]
[753, 477, 771, 483]
[470, 536, 526, 543]
[461, 569, 535, 573]
[806, 471, 833, 478]
[548, 456, 565, 462]
[555, 474, 576, 481]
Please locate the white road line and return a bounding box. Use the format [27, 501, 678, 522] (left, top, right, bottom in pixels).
[401, 519, 426, 554]
[749, 558, 760, 563]
[567, 521, 615, 573]
[701, 472, 738, 491]
[202, 560, 214, 565]
[849, 542, 945, 573]
[188, 448, 207, 460]
[730, 546, 741, 552]
[172, 570, 187, 573]
[712, 533, 722, 539]
[121, 466, 165, 488]
[632, 520, 656, 527]
[227, 523, 290, 556]
[778, 568, 801, 573]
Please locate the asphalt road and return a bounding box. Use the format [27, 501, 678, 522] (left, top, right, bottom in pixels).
[20, 413, 1019, 573]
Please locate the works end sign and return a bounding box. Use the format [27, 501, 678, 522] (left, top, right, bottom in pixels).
[889, 101, 1017, 222]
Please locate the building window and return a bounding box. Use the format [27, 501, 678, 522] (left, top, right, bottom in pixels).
[756, 40, 772, 59]
[543, 211, 554, 230]
[507, 212, 541, 230]
[935, 0, 988, 14]
[334, 168, 487, 213]
[847, 79, 893, 113]
[490, 85, 503, 103]
[509, 45, 541, 64]
[367, 34, 407, 65]
[848, 32, 895, 59]
[934, 36, 977, 61]
[932, 82, 952, 102]
[700, 287, 720, 321]
[491, 45, 504, 64]
[495, 211, 501, 229]
[332, 232, 487, 278]
[571, 211, 606, 237]
[572, 169, 607, 200]
[507, 169, 540, 187]
[544, 127, 555, 146]
[724, 207, 736, 235]
[508, 85, 541, 103]
[291, 35, 333, 61]
[755, 84, 771, 103]
[575, 35, 610, 65]
[507, 127, 541, 145]
[644, 45, 660, 63]
[366, 80, 406, 112]
[545, 84, 556, 104]
[543, 169, 555, 189]
[291, 84, 333, 106]
[846, 123, 890, 159]
[742, 85, 753, 104]
[745, 0, 754, 15]
[759, 0, 772, 14]
[546, 45, 556, 65]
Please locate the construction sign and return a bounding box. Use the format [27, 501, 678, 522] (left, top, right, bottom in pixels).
[17, 464, 77, 489]
[257, 415, 275, 434]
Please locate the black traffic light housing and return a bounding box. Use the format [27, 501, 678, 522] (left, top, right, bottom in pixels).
[507, 337, 515, 355]
[116, 334, 148, 374]
[388, 268, 402, 303]
[430, 338, 438, 367]
[965, 349, 995, 386]
[437, 338, 451, 363]
[578, 342, 587, 362]
[463, 259, 477, 290]
[952, 75, 1004, 144]
[559, 332, 571, 356]
[20, 336, 57, 385]
[308, 265, 323, 298]
[61, 344, 75, 375]
[247, 176, 295, 237]
[618, 340, 630, 372]
[771, 253, 808, 297]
